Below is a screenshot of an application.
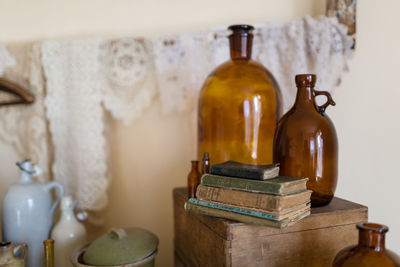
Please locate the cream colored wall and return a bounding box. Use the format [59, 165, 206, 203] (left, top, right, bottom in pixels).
[0, 0, 399, 266]
[329, 0, 400, 253]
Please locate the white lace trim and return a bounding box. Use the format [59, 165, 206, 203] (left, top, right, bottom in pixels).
[42, 40, 108, 210]
[99, 38, 157, 123]
[153, 16, 352, 113]
[0, 15, 353, 211]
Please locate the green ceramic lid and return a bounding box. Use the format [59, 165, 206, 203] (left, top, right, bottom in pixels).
[83, 227, 159, 266]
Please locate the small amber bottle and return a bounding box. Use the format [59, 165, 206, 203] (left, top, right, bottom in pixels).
[43, 239, 55, 267]
[187, 160, 201, 199]
[201, 152, 210, 175]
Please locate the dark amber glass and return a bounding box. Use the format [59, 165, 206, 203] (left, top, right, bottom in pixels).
[187, 160, 201, 199]
[273, 74, 338, 207]
[333, 223, 400, 266]
[43, 239, 55, 267]
[201, 152, 210, 175]
[198, 24, 282, 166]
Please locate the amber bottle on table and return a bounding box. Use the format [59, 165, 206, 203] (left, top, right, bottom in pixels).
[187, 160, 201, 199]
[332, 222, 400, 266]
[198, 24, 282, 166]
[273, 74, 337, 207]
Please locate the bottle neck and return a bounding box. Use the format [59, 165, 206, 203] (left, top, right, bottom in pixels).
[294, 86, 316, 110]
[60, 208, 75, 221]
[20, 171, 33, 183]
[191, 161, 199, 171]
[229, 33, 252, 60]
[357, 223, 388, 251]
[202, 153, 210, 174]
[358, 230, 386, 251]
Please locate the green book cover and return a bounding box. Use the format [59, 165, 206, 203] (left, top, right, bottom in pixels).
[189, 198, 311, 221]
[185, 201, 311, 229]
[201, 174, 308, 195]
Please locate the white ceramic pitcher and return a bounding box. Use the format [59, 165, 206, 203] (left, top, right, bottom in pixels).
[2, 160, 65, 267]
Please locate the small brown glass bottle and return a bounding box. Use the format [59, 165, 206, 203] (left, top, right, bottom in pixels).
[273, 74, 338, 207]
[187, 160, 201, 199]
[43, 239, 55, 267]
[198, 24, 282, 166]
[333, 223, 400, 266]
[201, 152, 210, 175]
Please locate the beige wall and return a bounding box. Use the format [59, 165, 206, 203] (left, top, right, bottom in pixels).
[0, 0, 399, 266]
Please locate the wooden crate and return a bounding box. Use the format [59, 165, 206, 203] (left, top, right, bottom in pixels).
[173, 187, 368, 267]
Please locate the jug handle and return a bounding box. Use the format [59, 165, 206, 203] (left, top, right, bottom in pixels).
[314, 90, 336, 113]
[44, 182, 65, 222]
[14, 243, 28, 259]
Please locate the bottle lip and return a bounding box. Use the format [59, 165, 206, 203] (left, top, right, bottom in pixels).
[295, 74, 316, 87]
[43, 239, 55, 245]
[228, 24, 254, 37]
[228, 25, 254, 31]
[357, 222, 389, 233]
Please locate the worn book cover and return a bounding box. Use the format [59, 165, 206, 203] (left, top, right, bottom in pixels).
[188, 198, 310, 221]
[201, 174, 308, 195]
[184, 201, 311, 229]
[210, 161, 279, 180]
[196, 184, 312, 211]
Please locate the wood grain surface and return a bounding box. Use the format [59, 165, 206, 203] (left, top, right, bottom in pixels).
[173, 187, 368, 267]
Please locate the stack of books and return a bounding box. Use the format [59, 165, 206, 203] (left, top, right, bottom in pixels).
[185, 161, 312, 228]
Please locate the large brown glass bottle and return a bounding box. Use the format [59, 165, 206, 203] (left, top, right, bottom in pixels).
[198, 25, 282, 166]
[273, 74, 338, 207]
[333, 223, 400, 266]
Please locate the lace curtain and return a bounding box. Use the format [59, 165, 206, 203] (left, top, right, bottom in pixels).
[0, 15, 352, 210]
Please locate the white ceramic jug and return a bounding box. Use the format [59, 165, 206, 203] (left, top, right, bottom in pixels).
[52, 196, 86, 267]
[2, 160, 65, 267]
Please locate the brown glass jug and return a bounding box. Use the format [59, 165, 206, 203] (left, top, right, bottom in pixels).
[332, 223, 400, 267]
[273, 74, 337, 207]
[198, 24, 282, 166]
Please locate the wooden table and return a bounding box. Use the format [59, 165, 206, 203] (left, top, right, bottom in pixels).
[173, 187, 368, 267]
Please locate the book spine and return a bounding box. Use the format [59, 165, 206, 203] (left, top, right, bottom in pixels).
[201, 174, 282, 194]
[196, 185, 280, 210]
[188, 198, 280, 221]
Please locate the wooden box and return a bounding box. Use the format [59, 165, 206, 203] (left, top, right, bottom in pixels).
[173, 187, 368, 267]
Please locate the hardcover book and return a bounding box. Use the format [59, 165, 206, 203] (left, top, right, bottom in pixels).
[210, 161, 279, 180]
[196, 184, 312, 211]
[188, 198, 310, 221]
[184, 200, 311, 229]
[201, 174, 308, 195]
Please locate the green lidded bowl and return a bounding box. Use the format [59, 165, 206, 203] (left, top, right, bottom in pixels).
[72, 227, 158, 267]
